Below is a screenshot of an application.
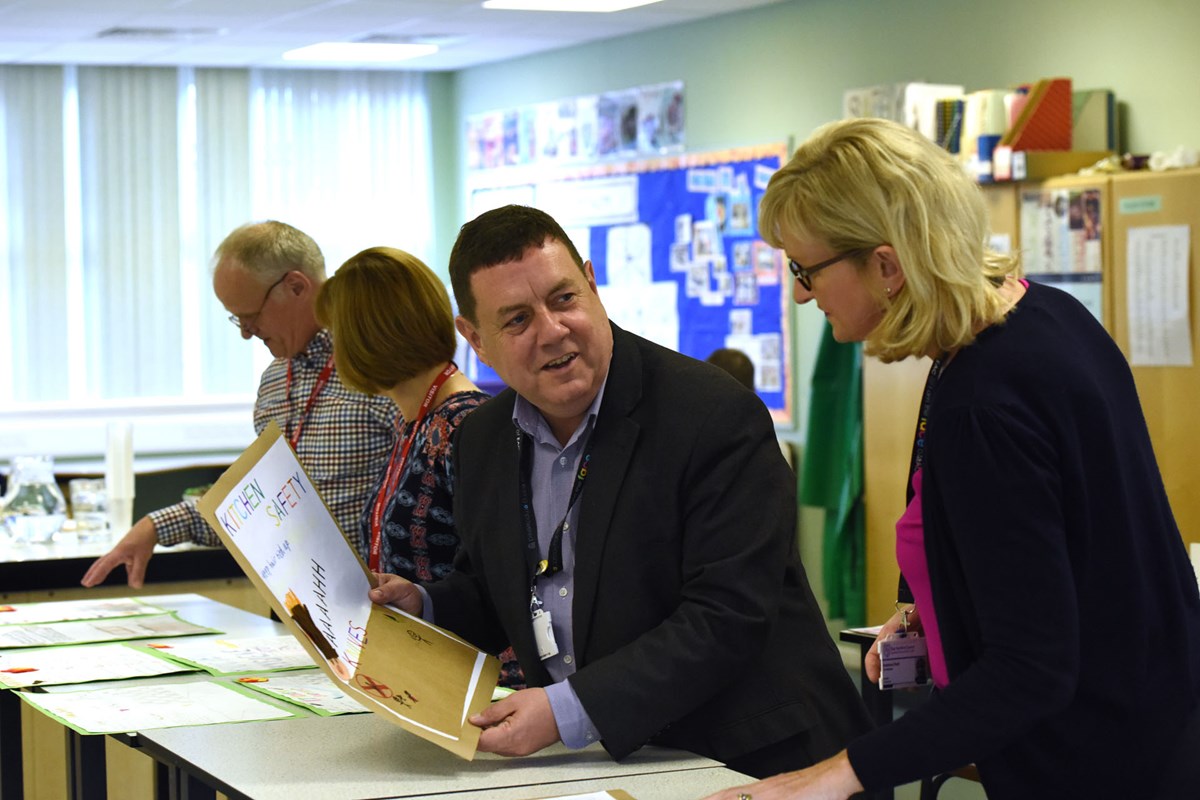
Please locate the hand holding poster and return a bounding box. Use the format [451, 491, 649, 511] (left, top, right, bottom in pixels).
[196, 421, 499, 759]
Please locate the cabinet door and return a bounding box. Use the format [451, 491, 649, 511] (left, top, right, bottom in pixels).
[862, 184, 1022, 621]
[1107, 168, 1200, 544]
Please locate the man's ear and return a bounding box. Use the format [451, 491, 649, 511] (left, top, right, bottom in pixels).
[455, 315, 489, 367]
[285, 270, 312, 297]
[583, 259, 600, 295]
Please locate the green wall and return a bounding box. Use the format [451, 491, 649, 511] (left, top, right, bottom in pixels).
[430, 0, 1200, 437]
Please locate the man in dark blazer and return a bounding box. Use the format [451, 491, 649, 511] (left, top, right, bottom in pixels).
[370, 205, 871, 778]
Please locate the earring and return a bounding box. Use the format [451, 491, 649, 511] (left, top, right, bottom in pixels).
[885, 286, 892, 296]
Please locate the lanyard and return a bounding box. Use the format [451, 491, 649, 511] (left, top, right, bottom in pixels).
[906, 353, 946, 501]
[368, 363, 458, 572]
[517, 425, 594, 597]
[285, 354, 336, 450]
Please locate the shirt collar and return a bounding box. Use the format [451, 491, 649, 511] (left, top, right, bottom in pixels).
[513, 374, 608, 450]
[293, 329, 333, 370]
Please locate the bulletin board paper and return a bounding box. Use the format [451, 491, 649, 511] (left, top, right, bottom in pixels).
[467, 143, 792, 424]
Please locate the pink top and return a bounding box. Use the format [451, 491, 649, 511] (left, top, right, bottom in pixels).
[895, 467, 950, 687]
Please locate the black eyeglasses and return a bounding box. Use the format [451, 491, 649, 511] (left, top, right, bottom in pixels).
[787, 248, 873, 291]
[227, 272, 290, 330]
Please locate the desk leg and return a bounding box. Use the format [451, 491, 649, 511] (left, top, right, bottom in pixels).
[158, 762, 216, 800]
[67, 731, 107, 800]
[0, 690, 24, 800]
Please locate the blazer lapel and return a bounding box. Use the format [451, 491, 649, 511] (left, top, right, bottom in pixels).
[572, 325, 642, 663]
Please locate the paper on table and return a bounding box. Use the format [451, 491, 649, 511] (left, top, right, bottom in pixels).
[196, 421, 499, 760]
[0, 613, 218, 648]
[0, 642, 199, 688]
[0, 598, 167, 626]
[135, 636, 318, 675]
[232, 672, 369, 716]
[17, 680, 297, 735]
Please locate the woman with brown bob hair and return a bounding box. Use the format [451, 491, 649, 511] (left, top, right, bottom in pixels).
[316, 246, 521, 686]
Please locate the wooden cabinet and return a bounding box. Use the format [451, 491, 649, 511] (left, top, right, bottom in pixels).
[862, 173, 1198, 621]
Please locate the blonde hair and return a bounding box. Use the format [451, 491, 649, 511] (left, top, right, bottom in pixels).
[759, 118, 1019, 362]
[314, 247, 456, 395]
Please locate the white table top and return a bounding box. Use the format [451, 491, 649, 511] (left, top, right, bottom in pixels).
[134, 713, 745, 800]
[17, 594, 753, 800]
[413, 767, 753, 800]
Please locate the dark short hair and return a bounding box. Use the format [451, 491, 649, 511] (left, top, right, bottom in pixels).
[449, 205, 586, 324]
[706, 348, 755, 391]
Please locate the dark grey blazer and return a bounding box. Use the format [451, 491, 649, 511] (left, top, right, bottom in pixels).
[428, 323, 870, 764]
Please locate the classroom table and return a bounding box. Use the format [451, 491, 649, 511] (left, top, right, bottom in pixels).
[132, 714, 752, 800]
[7, 594, 755, 800]
[1, 593, 284, 800]
[0, 533, 241, 594]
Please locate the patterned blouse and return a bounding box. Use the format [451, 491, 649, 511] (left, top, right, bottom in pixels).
[360, 389, 524, 688]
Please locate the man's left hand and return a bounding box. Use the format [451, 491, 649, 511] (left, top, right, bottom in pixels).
[469, 687, 561, 756]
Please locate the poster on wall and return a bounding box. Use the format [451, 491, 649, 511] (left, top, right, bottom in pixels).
[465, 81, 685, 171]
[465, 143, 792, 425]
[1019, 186, 1105, 323]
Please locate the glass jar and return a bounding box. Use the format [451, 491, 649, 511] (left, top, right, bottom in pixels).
[2, 455, 68, 544]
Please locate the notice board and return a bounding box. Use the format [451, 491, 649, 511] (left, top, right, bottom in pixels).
[465, 143, 792, 424]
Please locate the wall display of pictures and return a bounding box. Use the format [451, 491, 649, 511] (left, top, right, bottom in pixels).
[465, 81, 685, 171]
[465, 143, 792, 425]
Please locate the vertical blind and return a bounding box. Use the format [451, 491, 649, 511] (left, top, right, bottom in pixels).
[0, 64, 432, 408]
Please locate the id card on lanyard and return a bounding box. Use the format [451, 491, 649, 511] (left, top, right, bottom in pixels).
[367, 363, 458, 573]
[517, 426, 593, 661]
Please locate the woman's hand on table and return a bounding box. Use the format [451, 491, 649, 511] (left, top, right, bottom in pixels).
[700, 750, 864, 800]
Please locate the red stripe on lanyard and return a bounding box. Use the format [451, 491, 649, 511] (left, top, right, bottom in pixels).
[286, 354, 336, 450]
[368, 363, 458, 573]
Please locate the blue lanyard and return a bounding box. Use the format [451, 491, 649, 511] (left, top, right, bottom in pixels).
[907, 353, 946, 500]
[516, 426, 594, 586]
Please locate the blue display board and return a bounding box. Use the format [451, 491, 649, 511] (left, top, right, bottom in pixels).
[465, 143, 791, 424]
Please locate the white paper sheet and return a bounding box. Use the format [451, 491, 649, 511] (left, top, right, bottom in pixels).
[0, 642, 198, 688]
[18, 680, 296, 735]
[0, 613, 216, 648]
[233, 672, 368, 716]
[1126, 225, 1194, 366]
[140, 636, 317, 675]
[0, 598, 166, 626]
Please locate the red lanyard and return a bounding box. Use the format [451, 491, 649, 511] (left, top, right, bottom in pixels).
[285, 354, 336, 449]
[368, 363, 458, 572]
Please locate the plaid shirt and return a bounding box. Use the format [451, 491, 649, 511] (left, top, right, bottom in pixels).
[151, 329, 400, 557]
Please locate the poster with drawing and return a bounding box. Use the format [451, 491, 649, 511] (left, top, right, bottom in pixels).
[197, 422, 499, 759]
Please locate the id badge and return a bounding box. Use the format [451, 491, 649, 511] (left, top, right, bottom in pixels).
[878, 631, 930, 690]
[531, 608, 559, 660]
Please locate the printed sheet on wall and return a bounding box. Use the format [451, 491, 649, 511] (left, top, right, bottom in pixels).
[466, 143, 792, 425]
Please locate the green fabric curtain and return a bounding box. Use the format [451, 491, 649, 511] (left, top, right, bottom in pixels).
[799, 322, 866, 626]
